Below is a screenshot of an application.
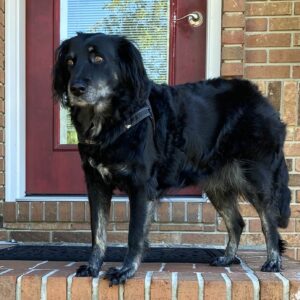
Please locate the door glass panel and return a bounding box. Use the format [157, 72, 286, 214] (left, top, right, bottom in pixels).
[59, 0, 170, 144]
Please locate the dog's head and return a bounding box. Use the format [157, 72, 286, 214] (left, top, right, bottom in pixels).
[53, 33, 149, 109]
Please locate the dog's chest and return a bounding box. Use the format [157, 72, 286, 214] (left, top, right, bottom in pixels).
[88, 157, 130, 184]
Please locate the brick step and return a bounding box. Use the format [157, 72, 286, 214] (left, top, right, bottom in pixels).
[0, 251, 300, 299]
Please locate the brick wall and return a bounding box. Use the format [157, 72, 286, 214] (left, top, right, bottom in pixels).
[1, 0, 300, 261]
[221, 0, 300, 260]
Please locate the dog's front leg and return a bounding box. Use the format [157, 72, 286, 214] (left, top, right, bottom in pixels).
[76, 162, 112, 277]
[105, 188, 155, 285]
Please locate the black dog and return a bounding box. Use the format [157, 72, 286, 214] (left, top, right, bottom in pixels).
[53, 33, 291, 284]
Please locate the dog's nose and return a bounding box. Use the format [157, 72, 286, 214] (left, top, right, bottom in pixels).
[70, 81, 87, 96]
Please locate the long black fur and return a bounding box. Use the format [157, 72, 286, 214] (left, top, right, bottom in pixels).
[53, 33, 291, 284]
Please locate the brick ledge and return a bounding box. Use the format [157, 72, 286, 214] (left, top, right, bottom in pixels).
[0, 251, 300, 299]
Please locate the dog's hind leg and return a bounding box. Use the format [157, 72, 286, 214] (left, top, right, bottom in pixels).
[245, 162, 287, 272]
[207, 191, 245, 266]
[105, 189, 157, 285]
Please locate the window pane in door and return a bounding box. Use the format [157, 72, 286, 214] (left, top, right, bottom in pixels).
[59, 0, 170, 144]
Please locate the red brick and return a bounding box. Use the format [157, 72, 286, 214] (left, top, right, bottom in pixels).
[203, 273, 226, 300]
[151, 272, 172, 300]
[98, 278, 118, 300]
[72, 202, 85, 222]
[58, 202, 71, 222]
[10, 231, 50, 242]
[290, 204, 300, 218]
[21, 270, 49, 300]
[172, 202, 185, 222]
[284, 247, 296, 260]
[31, 202, 44, 222]
[270, 49, 300, 63]
[202, 203, 217, 224]
[245, 50, 266, 63]
[124, 273, 145, 299]
[283, 81, 298, 126]
[222, 46, 243, 60]
[254, 81, 267, 95]
[3, 203, 16, 222]
[217, 217, 227, 232]
[114, 201, 128, 222]
[296, 159, 300, 172]
[44, 202, 58, 222]
[222, 30, 244, 44]
[0, 275, 16, 300]
[286, 126, 296, 141]
[149, 232, 181, 244]
[239, 204, 258, 217]
[222, 13, 245, 28]
[47, 275, 68, 300]
[17, 202, 29, 222]
[248, 218, 262, 232]
[85, 202, 90, 222]
[71, 277, 92, 300]
[293, 33, 300, 46]
[52, 231, 91, 243]
[240, 233, 265, 246]
[181, 233, 225, 245]
[284, 143, 300, 156]
[255, 273, 283, 300]
[267, 81, 281, 112]
[253, 218, 295, 233]
[159, 224, 204, 231]
[245, 33, 291, 47]
[296, 128, 300, 141]
[187, 202, 200, 223]
[292, 66, 300, 78]
[270, 17, 300, 31]
[177, 273, 198, 300]
[281, 234, 300, 247]
[246, 2, 292, 16]
[107, 231, 128, 243]
[246, 18, 268, 32]
[223, 0, 245, 12]
[286, 158, 293, 172]
[221, 63, 243, 77]
[0, 229, 8, 240]
[295, 3, 300, 15]
[157, 202, 171, 222]
[284, 275, 300, 300]
[228, 273, 253, 300]
[245, 66, 290, 79]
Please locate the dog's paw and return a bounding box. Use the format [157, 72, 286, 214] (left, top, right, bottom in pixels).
[75, 264, 99, 277]
[210, 256, 239, 267]
[104, 265, 137, 286]
[261, 259, 282, 272]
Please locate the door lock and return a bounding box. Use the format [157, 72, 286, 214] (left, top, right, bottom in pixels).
[175, 11, 204, 28]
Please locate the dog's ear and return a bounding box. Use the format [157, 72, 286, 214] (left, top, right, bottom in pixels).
[52, 39, 71, 106]
[118, 38, 149, 102]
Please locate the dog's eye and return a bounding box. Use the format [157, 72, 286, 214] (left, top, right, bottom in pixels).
[94, 55, 104, 64]
[67, 59, 74, 66]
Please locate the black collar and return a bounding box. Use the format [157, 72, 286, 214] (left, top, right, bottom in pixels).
[80, 99, 155, 146]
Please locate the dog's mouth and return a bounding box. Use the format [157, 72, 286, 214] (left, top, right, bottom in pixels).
[68, 82, 113, 107]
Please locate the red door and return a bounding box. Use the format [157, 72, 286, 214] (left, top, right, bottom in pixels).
[26, 0, 207, 195]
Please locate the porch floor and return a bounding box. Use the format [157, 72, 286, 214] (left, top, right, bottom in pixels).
[0, 249, 300, 299]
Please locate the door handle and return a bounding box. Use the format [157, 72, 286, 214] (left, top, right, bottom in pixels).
[175, 11, 203, 27]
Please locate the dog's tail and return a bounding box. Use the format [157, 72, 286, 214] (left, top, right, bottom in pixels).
[273, 151, 291, 229]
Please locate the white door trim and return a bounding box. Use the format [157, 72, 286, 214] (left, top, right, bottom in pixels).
[5, 0, 221, 201]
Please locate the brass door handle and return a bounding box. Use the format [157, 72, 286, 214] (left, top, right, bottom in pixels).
[175, 11, 204, 27]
